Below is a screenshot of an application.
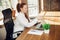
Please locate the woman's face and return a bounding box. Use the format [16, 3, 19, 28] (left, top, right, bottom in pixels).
[20, 5, 28, 13]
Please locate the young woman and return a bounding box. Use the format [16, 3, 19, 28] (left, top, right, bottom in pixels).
[14, 3, 38, 36]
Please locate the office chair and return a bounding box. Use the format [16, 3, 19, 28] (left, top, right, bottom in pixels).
[2, 8, 14, 40]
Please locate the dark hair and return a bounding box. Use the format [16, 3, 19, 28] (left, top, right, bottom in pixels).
[16, 3, 26, 13]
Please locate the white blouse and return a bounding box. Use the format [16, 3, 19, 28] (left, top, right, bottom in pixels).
[14, 12, 38, 32]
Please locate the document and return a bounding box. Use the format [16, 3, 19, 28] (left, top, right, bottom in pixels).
[27, 29, 43, 35]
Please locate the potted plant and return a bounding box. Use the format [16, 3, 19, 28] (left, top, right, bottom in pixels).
[42, 24, 50, 34]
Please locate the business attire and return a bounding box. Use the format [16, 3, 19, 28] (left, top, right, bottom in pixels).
[2, 8, 14, 40]
[14, 12, 38, 34]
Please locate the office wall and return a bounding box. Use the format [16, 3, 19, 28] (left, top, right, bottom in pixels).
[44, 0, 60, 11]
[39, 0, 60, 25]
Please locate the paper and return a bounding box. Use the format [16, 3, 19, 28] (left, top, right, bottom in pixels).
[28, 29, 43, 35]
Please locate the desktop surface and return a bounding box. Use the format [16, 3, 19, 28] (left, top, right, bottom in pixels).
[16, 25, 60, 40]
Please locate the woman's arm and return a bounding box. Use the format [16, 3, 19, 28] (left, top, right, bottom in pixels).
[16, 14, 38, 27]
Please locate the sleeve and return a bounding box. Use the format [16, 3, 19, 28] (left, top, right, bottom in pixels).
[16, 14, 38, 27]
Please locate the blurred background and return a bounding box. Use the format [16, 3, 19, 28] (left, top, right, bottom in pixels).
[0, 0, 60, 40]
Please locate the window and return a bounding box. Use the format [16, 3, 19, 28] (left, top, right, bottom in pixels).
[27, 0, 39, 17]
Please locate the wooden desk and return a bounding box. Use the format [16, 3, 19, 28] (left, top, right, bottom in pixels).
[16, 28, 49, 40]
[16, 25, 60, 40]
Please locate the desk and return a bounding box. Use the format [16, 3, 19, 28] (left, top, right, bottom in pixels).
[16, 28, 49, 40]
[16, 25, 60, 40]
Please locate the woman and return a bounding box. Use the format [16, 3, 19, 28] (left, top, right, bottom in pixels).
[14, 3, 38, 37]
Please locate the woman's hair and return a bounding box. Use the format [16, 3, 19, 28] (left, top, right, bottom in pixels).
[16, 3, 26, 13]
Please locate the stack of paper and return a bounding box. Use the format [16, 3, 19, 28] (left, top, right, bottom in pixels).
[27, 29, 43, 35]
